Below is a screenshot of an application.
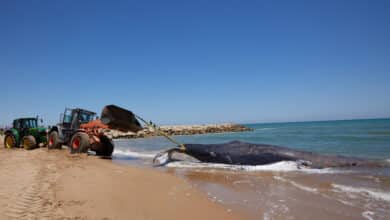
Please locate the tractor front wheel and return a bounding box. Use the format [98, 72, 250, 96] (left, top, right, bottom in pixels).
[4, 134, 17, 148]
[23, 135, 37, 150]
[70, 132, 90, 154]
[95, 135, 114, 156]
[48, 131, 62, 149]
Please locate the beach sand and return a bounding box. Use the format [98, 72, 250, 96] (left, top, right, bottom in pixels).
[2, 135, 389, 220]
[0, 142, 246, 219]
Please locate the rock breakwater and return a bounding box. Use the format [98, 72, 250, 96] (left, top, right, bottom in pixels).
[104, 123, 252, 139]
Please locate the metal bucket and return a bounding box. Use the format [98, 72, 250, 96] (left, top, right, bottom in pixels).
[100, 105, 143, 132]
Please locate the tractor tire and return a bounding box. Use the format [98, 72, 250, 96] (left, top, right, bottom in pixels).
[4, 134, 17, 148]
[95, 135, 114, 156]
[23, 135, 37, 150]
[70, 132, 90, 154]
[48, 131, 62, 149]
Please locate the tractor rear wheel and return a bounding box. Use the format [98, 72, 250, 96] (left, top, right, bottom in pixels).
[70, 132, 90, 154]
[48, 131, 62, 149]
[95, 135, 114, 156]
[23, 135, 37, 150]
[4, 134, 17, 148]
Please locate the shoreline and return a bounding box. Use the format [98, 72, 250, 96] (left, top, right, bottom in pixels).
[0, 145, 248, 220]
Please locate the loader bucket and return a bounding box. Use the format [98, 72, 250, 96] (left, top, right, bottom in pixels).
[100, 105, 143, 132]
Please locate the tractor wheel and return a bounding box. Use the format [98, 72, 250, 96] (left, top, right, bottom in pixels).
[23, 135, 37, 150]
[95, 135, 114, 156]
[4, 134, 17, 148]
[48, 131, 62, 149]
[70, 132, 90, 154]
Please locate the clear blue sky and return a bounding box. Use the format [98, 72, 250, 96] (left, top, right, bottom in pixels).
[1, 0, 389, 126]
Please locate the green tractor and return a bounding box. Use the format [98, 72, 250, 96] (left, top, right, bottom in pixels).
[3, 117, 47, 150]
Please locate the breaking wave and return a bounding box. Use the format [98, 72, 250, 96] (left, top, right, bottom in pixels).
[113, 149, 156, 159]
[257, 127, 276, 131]
[273, 176, 318, 193]
[362, 211, 375, 220]
[332, 184, 390, 202]
[166, 160, 342, 173]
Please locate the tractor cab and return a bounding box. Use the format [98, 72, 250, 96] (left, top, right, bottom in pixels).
[13, 118, 40, 138]
[61, 108, 96, 130]
[13, 118, 38, 130]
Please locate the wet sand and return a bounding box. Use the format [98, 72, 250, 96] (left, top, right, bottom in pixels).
[0, 144, 246, 219]
[113, 152, 390, 220]
[167, 166, 390, 220]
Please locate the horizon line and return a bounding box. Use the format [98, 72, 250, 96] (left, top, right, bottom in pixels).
[246, 117, 390, 125]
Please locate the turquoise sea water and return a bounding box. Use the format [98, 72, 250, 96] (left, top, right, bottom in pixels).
[114, 118, 390, 160]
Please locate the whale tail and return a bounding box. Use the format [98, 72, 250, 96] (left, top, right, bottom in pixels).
[153, 148, 185, 166]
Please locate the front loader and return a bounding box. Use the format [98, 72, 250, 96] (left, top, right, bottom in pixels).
[48, 106, 142, 156]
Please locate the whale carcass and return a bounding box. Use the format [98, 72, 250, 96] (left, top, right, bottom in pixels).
[154, 141, 384, 168]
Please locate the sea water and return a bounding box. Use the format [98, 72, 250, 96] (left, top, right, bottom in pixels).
[112, 119, 390, 220]
[113, 118, 390, 160]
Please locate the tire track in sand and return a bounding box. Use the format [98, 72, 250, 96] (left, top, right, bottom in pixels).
[0, 148, 60, 219]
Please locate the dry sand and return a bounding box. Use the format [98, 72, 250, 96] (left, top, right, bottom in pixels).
[0, 141, 246, 220]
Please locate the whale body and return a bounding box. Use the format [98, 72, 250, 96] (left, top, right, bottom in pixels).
[158, 141, 384, 168]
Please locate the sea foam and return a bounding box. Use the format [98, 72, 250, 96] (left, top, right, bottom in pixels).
[166, 160, 301, 171]
[113, 149, 156, 159]
[166, 160, 341, 173]
[273, 176, 318, 193]
[362, 211, 375, 220]
[332, 184, 390, 202]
